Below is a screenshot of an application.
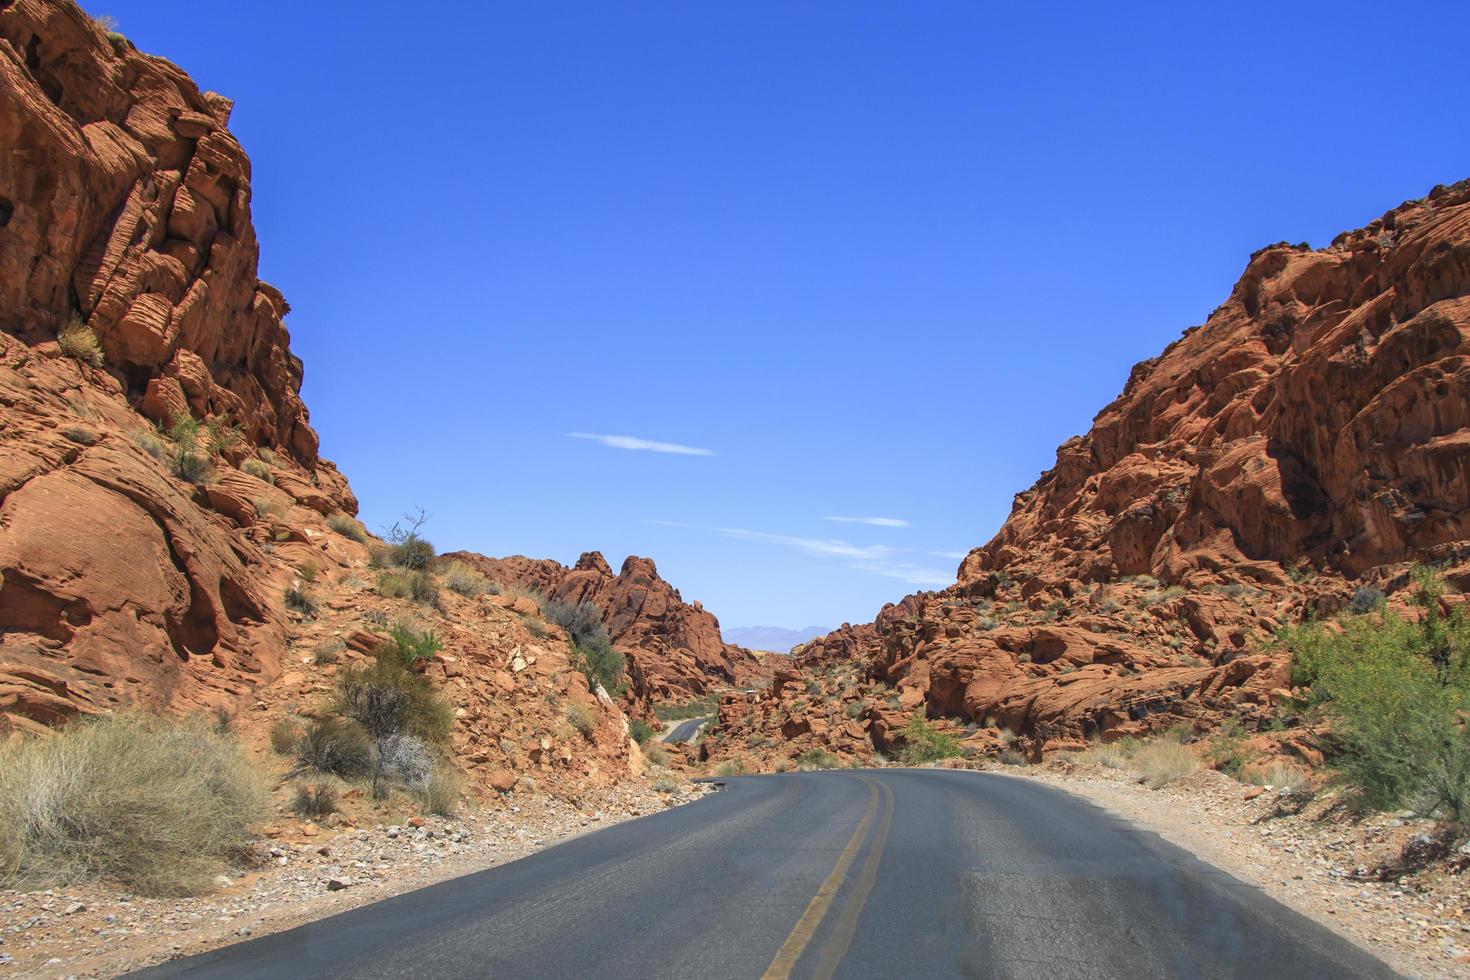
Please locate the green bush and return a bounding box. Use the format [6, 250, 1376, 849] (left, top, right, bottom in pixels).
[378, 569, 439, 605]
[387, 621, 441, 663]
[327, 514, 369, 543]
[334, 651, 453, 745]
[628, 719, 656, 744]
[0, 713, 265, 895]
[383, 508, 435, 570]
[295, 718, 374, 779]
[652, 777, 680, 794]
[543, 599, 608, 649]
[653, 699, 717, 721]
[897, 715, 965, 765]
[1286, 569, 1470, 818]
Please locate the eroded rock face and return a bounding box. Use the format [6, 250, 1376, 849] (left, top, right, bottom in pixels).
[445, 551, 765, 705]
[733, 181, 1470, 761]
[0, 1, 354, 732]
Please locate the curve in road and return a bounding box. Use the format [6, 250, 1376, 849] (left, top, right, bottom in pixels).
[664, 716, 708, 743]
[133, 769, 1399, 979]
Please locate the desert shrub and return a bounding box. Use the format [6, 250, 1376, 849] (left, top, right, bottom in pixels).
[295, 718, 374, 779]
[203, 418, 240, 457]
[714, 758, 748, 777]
[772, 759, 790, 773]
[1285, 569, 1470, 818]
[0, 713, 265, 895]
[417, 768, 461, 816]
[130, 429, 166, 460]
[628, 719, 656, 744]
[334, 651, 453, 746]
[443, 561, 489, 597]
[383, 508, 434, 570]
[796, 749, 839, 771]
[387, 621, 441, 663]
[254, 496, 287, 518]
[284, 586, 318, 618]
[313, 640, 344, 666]
[62, 426, 98, 445]
[58, 317, 103, 367]
[1349, 585, 1387, 615]
[1204, 722, 1257, 776]
[644, 742, 671, 767]
[565, 702, 597, 737]
[376, 733, 434, 794]
[269, 717, 302, 754]
[1077, 741, 1129, 769]
[240, 458, 272, 482]
[897, 715, 965, 765]
[844, 701, 866, 719]
[298, 559, 321, 584]
[290, 782, 339, 819]
[1244, 761, 1310, 794]
[999, 749, 1030, 766]
[652, 777, 680, 794]
[165, 414, 213, 483]
[378, 569, 438, 605]
[327, 513, 369, 543]
[1132, 738, 1198, 788]
[543, 599, 607, 649]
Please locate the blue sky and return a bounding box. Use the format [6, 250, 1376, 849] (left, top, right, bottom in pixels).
[98, 1, 1469, 630]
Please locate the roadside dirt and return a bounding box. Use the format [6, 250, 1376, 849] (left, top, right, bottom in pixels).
[0, 781, 713, 978]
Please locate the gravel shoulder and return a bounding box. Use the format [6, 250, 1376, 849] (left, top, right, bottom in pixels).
[0, 782, 712, 979]
[1005, 760, 1470, 979]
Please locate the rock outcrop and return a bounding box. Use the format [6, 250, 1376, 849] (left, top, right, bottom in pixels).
[709, 180, 1470, 765]
[0, 1, 356, 732]
[444, 551, 767, 705]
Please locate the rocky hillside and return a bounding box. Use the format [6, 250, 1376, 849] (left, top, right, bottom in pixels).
[444, 551, 768, 705]
[0, 0, 652, 798]
[0, 0, 357, 732]
[705, 179, 1470, 767]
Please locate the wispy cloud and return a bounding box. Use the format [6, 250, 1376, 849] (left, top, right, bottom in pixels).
[646, 520, 954, 587]
[566, 432, 715, 456]
[824, 516, 910, 528]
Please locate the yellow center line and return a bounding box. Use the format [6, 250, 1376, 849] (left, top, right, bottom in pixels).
[761, 776, 881, 980]
[812, 777, 895, 980]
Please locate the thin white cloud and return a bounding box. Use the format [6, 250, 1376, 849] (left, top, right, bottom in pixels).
[567, 432, 715, 456]
[854, 561, 955, 586]
[645, 520, 953, 587]
[824, 516, 910, 528]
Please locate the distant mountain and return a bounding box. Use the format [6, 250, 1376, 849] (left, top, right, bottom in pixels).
[724, 625, 831, 653]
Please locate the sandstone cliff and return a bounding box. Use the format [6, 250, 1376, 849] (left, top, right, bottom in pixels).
[444, 550, 767, 705]
[706, 180, 1470, 767]
[0, 1, 358, 732]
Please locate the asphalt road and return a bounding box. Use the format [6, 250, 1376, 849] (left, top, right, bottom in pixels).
[134, 770, 1399, 980]
[664, 716, 709, 743]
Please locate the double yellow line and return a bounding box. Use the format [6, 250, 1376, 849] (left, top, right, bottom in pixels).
[762, 774, 896, 980]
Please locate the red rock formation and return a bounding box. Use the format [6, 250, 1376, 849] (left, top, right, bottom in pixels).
[445, 551, 765, 704]
[734, 180, 1470, 762]
[0, 1, 355, 732]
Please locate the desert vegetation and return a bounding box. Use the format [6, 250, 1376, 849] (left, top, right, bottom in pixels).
[0, 713, 265, 895]
[543, 598, 626, 695]
[896, 715, 966, 765]
[1286, 569, 1470, 820]
[57, 315, 103, 367]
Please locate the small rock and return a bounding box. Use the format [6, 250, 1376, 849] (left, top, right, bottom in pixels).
[326, 877, 353, 891]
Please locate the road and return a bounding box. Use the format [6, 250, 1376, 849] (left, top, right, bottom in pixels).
[664, 716, 708, 743]
[134, 770, 1398, 979]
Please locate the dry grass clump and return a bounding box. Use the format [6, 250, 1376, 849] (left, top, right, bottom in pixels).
[290, 782, 339, 819]
[240, 458, 272, 482]
[1244, 761, 1310, 794]
[327, 513, 369, 543]
[643, 741, 670, 767]
[58, 317, 104, 367]
[0, 712, 266, 896]
[1076, 741, 1130, 769]
[1132, 738, 1198, 788]
[652, 777, 680, 794]
[417, 768, 461, 817]
[565, 702, 597, 737]
[442, 561, 490, 597]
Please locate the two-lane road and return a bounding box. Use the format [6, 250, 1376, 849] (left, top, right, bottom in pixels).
[663, 716, 709, 743]
[136, 770, 1397, 979]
